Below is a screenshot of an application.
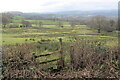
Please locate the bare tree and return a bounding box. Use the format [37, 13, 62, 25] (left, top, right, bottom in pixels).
[2, 13, 12, 28]
[88, 16, 117, 32]
[21, 20, 32, 27]
[106, 19, 116, 32]
[88, 15, 108, 33]
[57, 21, 63, 28]
[70, 22, 77, 27]
[38, 21, 43, 27]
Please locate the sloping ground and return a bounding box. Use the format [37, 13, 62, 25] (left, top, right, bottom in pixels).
[2, 25, 118, 47]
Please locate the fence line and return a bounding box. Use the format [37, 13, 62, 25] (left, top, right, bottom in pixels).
[33, 38, 65, 67]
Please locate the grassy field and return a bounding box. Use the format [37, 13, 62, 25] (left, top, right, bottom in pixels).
[2, 21, 119, 78]
[2, 24, 119, 67]
[10, 16, 70, 26]
[2, 24, 118, 46]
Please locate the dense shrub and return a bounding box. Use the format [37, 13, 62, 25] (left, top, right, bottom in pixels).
[69, 41, 120, 78]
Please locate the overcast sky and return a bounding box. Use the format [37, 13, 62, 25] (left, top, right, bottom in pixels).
[0, 0, 119, 13]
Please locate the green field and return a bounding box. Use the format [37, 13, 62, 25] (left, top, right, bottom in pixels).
[2, 19, 119, 78]
[2, 24, 118, 46]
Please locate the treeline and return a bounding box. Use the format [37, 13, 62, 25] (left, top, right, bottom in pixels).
[1, 13, 118, 33]
[85, 15, 118, 33]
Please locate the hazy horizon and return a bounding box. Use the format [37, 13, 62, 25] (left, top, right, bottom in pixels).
[0, 0, 118, 13]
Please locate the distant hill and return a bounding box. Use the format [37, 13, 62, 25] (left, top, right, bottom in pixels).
[5, 9, 118, 19]
[6, 11, 23, 16]
[52, 9, 118, 17]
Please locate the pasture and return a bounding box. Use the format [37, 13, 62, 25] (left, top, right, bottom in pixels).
[2, 24, 118, 46]
[1, 21, 119, 78]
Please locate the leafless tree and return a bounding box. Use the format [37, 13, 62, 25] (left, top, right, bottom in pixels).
[57, 21, 63, 28]
[70, 22, 77, 27]
[106, 19, 116, 32]
[38, 21, 43, 27]
[88, 15, 109, 33]
[2, 13, 12, 28]
[21, 20, 32, 27]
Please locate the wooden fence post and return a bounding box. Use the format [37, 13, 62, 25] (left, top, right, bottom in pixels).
[59, 38, 65, 68]
[70, 46, 74, 69]
[32, 52, 36, 64]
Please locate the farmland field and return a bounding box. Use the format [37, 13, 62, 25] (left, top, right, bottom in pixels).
[2, 24, 118, 46]
[1, 0, 120, 78]
[1, 16, 120, 78]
